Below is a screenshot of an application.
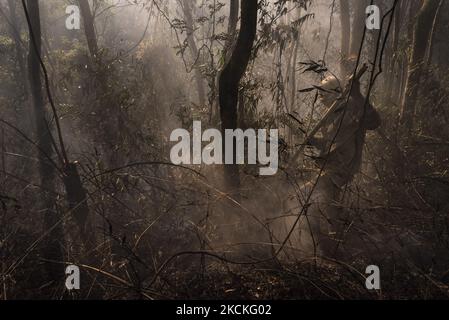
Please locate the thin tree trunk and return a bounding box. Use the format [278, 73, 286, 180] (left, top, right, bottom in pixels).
[401, 0, 441, 130]
[349, 0, 368, 57]
[182, 0, 207, 107]
[7, 0, 28, 99]
[78, 0, 98, 58]
[287, 7, 303, 113]
[398, 0, 414, 107]
[289, 39, 300, 112]
[284, 7, 302, 147]
[339, 0, 350, 77]
[385, 0, 403, 102]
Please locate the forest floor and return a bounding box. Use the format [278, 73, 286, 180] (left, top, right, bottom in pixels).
[156, 259, 449, 300]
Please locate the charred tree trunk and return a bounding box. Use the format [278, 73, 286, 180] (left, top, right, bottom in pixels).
[63, 163, 90, 246]
[219, 0, 257, 195]
[385, 0, 403, 103]
[181, 0, 207, 107]
[78, 0, 98, 58]
[401, 0, 440, 131]
[25, 1, 91, 277]
[339, 0, 351, 77]
[24, 0, 64, 283]
[7, 0, 28, 100]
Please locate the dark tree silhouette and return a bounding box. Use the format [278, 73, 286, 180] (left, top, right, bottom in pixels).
[78, 0, 98, 58]
[6, 0, 28, 99]
[23, 0, 64, 282]
[24, 1, 91, 286]
[219, 0, 257, 194]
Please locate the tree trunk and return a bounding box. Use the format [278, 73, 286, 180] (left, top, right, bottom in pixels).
[339, 0, 351, 77]
[25, 1, 92, 282]
[78, 0, 98, 58]
[219, 0, 257, 194]
[287, 7, 302, 113]
[401, 0, 441, 130]
[7, 0, 28, 100]
[24, 0, 64, 283]
[181, 0, 207, 107]
[385, 0, 403, 103]
[289, 37, 300, 113]
[63, 163, 91, 244]
[349, 0, 368, 57]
